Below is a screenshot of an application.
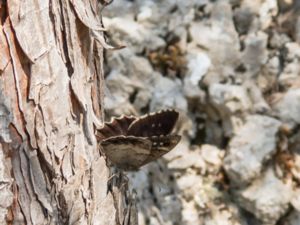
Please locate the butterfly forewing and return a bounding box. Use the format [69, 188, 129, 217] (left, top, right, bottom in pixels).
[96, 116, 136, 140]
[127, 109, 179, 137]
[101, 136, 152, 171]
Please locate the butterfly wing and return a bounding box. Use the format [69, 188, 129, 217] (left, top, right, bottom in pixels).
[143, 135, 181, 165]
[100, 136, 152, 171]
[127, 109, 179, 137]
[96, 116, 136, 140]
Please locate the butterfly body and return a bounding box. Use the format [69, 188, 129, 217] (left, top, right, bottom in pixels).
[97, 109, 181, 171]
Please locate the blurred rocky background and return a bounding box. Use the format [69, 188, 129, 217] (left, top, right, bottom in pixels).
[102, 0, 300, 224]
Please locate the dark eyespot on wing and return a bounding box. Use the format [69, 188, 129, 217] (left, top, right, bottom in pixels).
[127, 109, 179, 137]
[100, 136, 152, 171]
[143, 135, 181, 165]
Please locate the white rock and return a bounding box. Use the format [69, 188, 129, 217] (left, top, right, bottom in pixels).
[209, 83, 252, 116]
[176, 173, 203, 193]
[224, 115, 281, 184]
[285, 42, 300, 60]
[259, 0, 278, 29]
[203, 203, 248, 225]
[245, 81, 270, 113]
[201, 144, 224, 167]
[107, 50, 154, 80]
[259, 56, 280, 91]
[159, 195, 182, 224]
[242, 31, 268, 76]
[167, 150, 206, 171]
[242, 0, 263, 12]
[150, 74, 187, 111]
[127, 56, 154, 80]
[149, 216, 162, 225]
[272, 89, 300, 128]
[187, 52, 211, 86]
[183, 52, 210, 100]
[181, 200, 201, 224]
[133, 89, 152, 111]
[165, 140, 206, 171]
[163, 138, 190, 162]
[138, 212, 146, 225]
[103, 17, 165, 52]
[237, 168, 293, 224]
[278, 43, 300, 88]
[189, 1, 240, 82]
[137, 4, 153, 22]
[291, 189, 300, 212]
[128, 170, 149, 199]
[183, 78, 205, 100]
[104, 71, 139, 115]
[279, 62, 300, 88]
[269, 32, 291, 49]
[101, 1, 134, 18]
[194, 180, 222, 210]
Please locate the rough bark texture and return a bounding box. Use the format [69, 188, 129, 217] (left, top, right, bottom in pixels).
[0, 1, 130, 224]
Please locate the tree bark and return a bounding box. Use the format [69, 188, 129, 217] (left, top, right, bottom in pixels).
[0, 0, 131, 224]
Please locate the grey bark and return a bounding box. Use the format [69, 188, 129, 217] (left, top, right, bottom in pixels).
[0, 0, 133, 224]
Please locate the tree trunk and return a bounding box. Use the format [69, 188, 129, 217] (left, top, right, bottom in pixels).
[0, 0, 132, 224]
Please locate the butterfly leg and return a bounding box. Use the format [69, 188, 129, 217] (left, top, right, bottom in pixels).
[106, 168, 139, 225]
[123, 189, 138, 225]
[107, 167, 129, 193]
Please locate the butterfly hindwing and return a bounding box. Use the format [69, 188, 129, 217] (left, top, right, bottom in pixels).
[127, 109, 179, 137]
[101, 136, 152, 171]
[143, 135, 181, 165]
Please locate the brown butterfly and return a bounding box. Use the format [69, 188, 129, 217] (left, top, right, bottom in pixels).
[96, 109, 181, 171]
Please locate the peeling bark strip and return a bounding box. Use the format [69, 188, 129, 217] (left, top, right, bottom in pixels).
[0, 1, 129, 224]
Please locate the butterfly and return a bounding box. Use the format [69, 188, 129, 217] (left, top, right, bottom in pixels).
[96, 109, 181, 171]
